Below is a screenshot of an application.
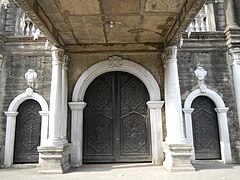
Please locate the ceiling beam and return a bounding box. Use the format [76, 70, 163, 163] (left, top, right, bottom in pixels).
[14, 0, 63, 47]
[165, 0, 207, 47]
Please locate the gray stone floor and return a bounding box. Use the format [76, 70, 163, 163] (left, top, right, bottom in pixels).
[0, 162, 240, 180]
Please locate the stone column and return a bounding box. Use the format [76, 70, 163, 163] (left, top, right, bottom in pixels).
[147, 101, 164, 165]
[38, 47, 71, 174]
[224, 0, 240, 49]
[229, 49, 240, 127]
[224, 0, 237, 27]
[48, 46, 64, 146]
[61, 55, 69, 143]
[163, 46, 185, 144]
[68, 102, 87, 167]
[162, 46, 194, 172]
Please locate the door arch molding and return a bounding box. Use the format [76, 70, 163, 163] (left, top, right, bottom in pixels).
[72, 56, 161, 101]
[4, 88, 49, 167]
[183, 87, 232, 163]
[69, 56, 164, 167]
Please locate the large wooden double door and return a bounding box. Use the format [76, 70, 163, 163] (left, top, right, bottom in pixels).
[83, 72, 151, 163]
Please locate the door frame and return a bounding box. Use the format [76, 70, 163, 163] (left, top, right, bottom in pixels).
[183, 87, 232, 163]
[69, 56, 164, 167]
[4, 88, 49, 167]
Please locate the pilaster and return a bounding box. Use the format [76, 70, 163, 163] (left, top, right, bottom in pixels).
[147, 101, 164, 165]
[69, 102, 87, 167]
[4, 112, 18, 167]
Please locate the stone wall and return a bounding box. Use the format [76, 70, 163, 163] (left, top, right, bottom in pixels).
[235, 0, 240, 26]
[0, 40, 51, 167]
[179, 32, 239, 162]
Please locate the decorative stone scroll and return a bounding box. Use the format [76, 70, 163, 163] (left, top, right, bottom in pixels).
[194, 67, 207, 81]
[25, 69, 37, 88]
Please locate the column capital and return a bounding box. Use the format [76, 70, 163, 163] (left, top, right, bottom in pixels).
[62, 54, 70, 69]
[162, 46, 178, 65]
[229, 48, 240, 65]
[51, 46, 65, 64]
[182, 108, 194, 114]
[215, 107, 229, 113]
[147, 101, 164, 109]
[4, 111, 18, 117]
[69, 102, 87, 110]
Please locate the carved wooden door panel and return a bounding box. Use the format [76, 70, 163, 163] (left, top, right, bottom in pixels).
[14, 99, 42, 163]
[83, 72, 150, 163]
[191, 96, 221, 160]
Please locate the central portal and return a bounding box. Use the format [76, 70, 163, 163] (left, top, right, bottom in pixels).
[83, 71, 151, 163]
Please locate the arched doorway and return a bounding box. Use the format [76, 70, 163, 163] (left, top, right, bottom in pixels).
[14, 99, 42, 163]
[83, 72, 151, 163]
[183, 87, 232, 163]
[4, 89, 49, 167]
[191, 96, 221, 160]
[69, 57, 164, 167]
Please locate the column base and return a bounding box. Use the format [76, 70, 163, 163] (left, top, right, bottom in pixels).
[162, 142, 195, 172]
[37, 143, 71, 174]
[236, 141, 240, 163]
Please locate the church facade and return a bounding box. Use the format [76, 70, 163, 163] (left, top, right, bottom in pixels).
[0, 0, 240, 173]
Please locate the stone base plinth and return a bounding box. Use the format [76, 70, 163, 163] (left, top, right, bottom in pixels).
[162, 142, 195, 172]
[37, 144, 71, 174]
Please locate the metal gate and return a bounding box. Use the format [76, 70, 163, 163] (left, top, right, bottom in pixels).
[83, 72, 151, 163]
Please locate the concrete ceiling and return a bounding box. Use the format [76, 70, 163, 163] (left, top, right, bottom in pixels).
[15, 0, 206, 52]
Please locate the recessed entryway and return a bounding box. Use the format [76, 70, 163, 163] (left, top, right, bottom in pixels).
[191, 96, 221, 160]
[83, 72, 151, 163]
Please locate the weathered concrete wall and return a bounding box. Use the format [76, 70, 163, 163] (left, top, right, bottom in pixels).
[179, 32, 239, 162]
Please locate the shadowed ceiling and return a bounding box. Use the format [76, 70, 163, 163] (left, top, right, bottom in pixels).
[15, 0, 206, 52]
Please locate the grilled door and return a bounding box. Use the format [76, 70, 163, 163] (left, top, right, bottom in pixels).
[83, 72, 151, 163]
[14, 99, 42, 163]
[191, 96, 221, 160]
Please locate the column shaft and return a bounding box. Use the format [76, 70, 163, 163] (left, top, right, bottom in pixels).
[230, 48, 240, 127]
[163, 46, 185, 144]
[224, 0, 237, 27]
[48, 46, 64, 146]
[61, 55, 69, 143]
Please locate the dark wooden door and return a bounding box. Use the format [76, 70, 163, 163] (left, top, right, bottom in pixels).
[83, 72, 151, 163]
[14, 99, 42, 163]
[191, 96, 221, 160]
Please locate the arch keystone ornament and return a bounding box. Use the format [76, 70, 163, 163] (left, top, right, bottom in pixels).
[69, 57, 164, 167]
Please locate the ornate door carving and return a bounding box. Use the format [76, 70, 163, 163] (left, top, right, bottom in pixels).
[191, 96, 221, 160]
[14, 99, 42, 163]
[83, 72, 151, 163]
